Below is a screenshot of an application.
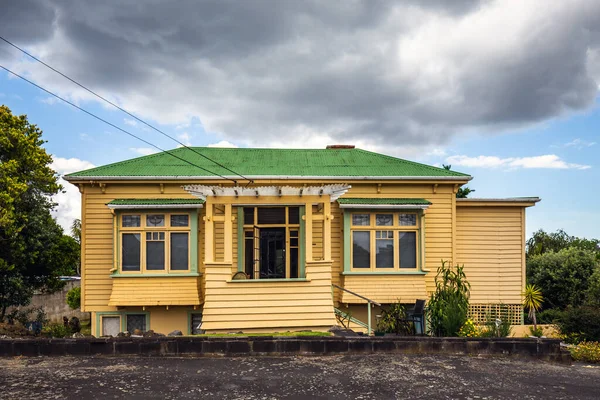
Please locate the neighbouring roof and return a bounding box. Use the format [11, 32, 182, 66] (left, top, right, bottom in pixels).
[65, 147, 471, 181]
[107, 198, 205, 209]
[456, 197, 541, 207]
[338, 198, 431, 209]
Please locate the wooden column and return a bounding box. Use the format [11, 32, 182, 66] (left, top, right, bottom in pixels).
[224, 203, 233, 263]
[304, 202, 313, 262]
[323, 200, 331, 261]
[204, 201, 214, 263]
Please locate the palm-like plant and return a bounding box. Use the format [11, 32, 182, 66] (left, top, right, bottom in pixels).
[523, 284, 543, 331]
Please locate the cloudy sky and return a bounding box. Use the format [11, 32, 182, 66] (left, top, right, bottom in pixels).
[1, 0, 599, 238]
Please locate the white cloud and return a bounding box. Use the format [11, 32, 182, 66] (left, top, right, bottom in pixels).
[564, 138, 596, 149]
[177, 132, 192, 146]
[50, 156, 95, 233]
[40, 96, 58, 105]
[426, 148, 447, 157]
[130, 147, 158, 156]
[446, 154, 591, 170]
[123, 118, 137, 126]
[207, 140, 238, 148]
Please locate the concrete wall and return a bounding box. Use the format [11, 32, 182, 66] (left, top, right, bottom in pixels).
[28, 280, 90, 323]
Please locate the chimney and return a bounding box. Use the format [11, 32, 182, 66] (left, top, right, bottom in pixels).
[326, 145, 355, 149]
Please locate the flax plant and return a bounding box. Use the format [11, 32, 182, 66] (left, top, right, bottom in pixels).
[523, 284, 543, 332]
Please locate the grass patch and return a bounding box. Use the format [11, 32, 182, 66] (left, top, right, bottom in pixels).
[80, 319, 91, 336]
[194, 331, 332, 338]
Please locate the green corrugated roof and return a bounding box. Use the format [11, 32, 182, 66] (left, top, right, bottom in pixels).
[337, 198, 432, 205]
[107, 198, 205, 206]
[66, 147, 470, 179]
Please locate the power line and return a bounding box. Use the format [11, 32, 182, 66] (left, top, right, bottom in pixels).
[0, 64, 237, 183]
[0, 35, 252, 183]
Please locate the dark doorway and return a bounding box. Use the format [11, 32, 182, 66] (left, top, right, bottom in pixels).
[259, 228, 286, 279]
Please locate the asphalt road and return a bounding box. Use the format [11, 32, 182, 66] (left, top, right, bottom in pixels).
[1, 354, 598, 399]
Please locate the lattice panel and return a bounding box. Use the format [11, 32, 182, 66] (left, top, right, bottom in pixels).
[469, 304, 522, 325]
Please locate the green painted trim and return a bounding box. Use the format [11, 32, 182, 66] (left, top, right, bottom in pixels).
[120, 311, 151, 333]
[187, 309, 204, 335]
[95, 311, 123, 337]
[419, 210, 425, 272]
[299, 205, 306, 278]
[111, 272, 201, 278]
[342, 271, 427, 276]
[343, 211, 351, 272]
[116, 211, 120, 270]
[190, 209, 198, 274]
[227, 278, 310, 283]
[237, 207, 244, 272]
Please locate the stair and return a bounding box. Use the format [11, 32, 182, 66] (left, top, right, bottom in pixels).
[334, 308, 369, 331]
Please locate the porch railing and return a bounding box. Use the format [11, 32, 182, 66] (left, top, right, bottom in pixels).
[332, 284, 381, 335]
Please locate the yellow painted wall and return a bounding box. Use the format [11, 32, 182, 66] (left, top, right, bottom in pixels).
[456, 205, 525, 304]
[201, 260, 337, 332]
[109, 277, 202, 306]
[148, 307, 192, 335]
[342, 275, 427, 304]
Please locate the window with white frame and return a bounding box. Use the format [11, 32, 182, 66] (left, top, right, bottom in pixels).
[120, 212, 191, 273]
[350, 212, 419, 270]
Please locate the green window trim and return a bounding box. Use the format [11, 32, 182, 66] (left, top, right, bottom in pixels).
[95, 311, 150, 337]
[112, 208, 198, 276]
[111, 272, 202, 278]
[343, 209, 426, 273]
[187, 309, 203, 335]
[235, 205, 307, 278]
[227, 278, 310, 283]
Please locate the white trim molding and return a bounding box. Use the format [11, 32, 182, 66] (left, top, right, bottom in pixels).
[107, 204, 204, 210]
[338, 204, 430, 210]
[183, 184, 351, 202]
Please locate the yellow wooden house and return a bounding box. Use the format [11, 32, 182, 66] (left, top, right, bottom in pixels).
[65, 146, 539, 336]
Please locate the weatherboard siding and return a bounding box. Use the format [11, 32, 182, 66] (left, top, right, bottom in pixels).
[456, 206, 525, 304]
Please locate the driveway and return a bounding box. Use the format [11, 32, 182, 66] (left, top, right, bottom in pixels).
[1, 354, 598, 399]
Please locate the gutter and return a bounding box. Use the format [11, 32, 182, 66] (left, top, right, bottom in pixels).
[64, 174, 473, 182]
[338, 204, 430, 210]
[107, 204, 204, 210]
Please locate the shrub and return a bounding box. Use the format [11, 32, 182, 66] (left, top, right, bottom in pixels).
[536, 308, 565, 325]
[42, 322, 71, 338]
[556, 306, 600, 343]
[528, 326, 544, 338]
[570, 341, 600, 363]
[427, 261, 471, 337]
[479, 307, 513, 338]
[458, 319, 481, 338]
[66, 286, 81, 310]
[377, 303, 413, 335]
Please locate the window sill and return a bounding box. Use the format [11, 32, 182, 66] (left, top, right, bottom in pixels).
[111, 272, 202, 278]
[226, 278, 310, 283]
[342, 271, 427, 276]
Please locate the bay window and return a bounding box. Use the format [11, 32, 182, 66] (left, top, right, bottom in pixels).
[350, 212, 420, 271]
[119, 212, 191, 273]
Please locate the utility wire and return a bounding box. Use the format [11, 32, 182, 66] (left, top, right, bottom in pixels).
[0, 64, 237, 183]
[0, 35, 252, 183]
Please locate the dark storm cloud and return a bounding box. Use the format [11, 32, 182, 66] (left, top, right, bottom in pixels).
[1, 0, 599, 150]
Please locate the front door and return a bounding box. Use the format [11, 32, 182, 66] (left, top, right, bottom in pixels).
[259, 228, 286, 279]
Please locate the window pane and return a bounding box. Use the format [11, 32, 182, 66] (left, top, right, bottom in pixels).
[122, 215, 140, 227]
[102, 316, 120, 336]
[244, 238, 254, 278]
[126, 314, 146, 333]
[376, 238, 394, 268]
[375, 214, 393, 226]
[399, 214, 417, 226]
[352, 231, 370, 268]
[122, 233, 141, 271]
[243, 207, 254, 225]
[171, 215, 189, 227]
[191, 313, 203, 334]
[399, 232, 417, 268]
[146, 241, 165, 270]
[257, 208, 286, 224]
[290, 247, 299, 278]
[288, 207, 300, 224]
[170, 233, 189, 270]
[352, 214, 370, 226]
[146, 214, 165, 227]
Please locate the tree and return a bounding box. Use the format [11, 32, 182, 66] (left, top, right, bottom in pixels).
[527, 247, 598, 310]
[0, 105, 79, 321]
[71, 218, 81, 244]
[442, 164, 475, 198]
[526, 229, 599, 259]
[522, 284, 543, 332]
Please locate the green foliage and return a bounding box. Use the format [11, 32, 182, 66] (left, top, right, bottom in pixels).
[6, 306, 48, 326]
[536, 308, 565, 325]
[528, 326, 544, 338]
[71, 219, 81, 244]
[479, 306, 514, 338]
[458, 319, 481, 338]
[66, 286, 81, 310]
[527, 247, 598, 310]
[585, 268, 600, 307]
[42, 322, 71, 338]
[376, 302, 413, 335]
[0, 106, 80, 322]
[427, 261, 471, 337]
[556, 306, 600, 343]
[570, 341, 600, 363]
[526, 229, 599, 259]
[522, 284, 543, 330]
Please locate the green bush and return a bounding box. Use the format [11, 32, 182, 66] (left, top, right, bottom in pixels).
[536, 308, 565, 324]
[556, 306, 600, 343]
[66, 286, 81, 310]
[376, 303, 413, 335]
[427, 261, 471, 337]
[479, 306, 513, 337]
[42, 322, 71, 338]
[585, 268, 600, 307]
[570, 341, 600, 363]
